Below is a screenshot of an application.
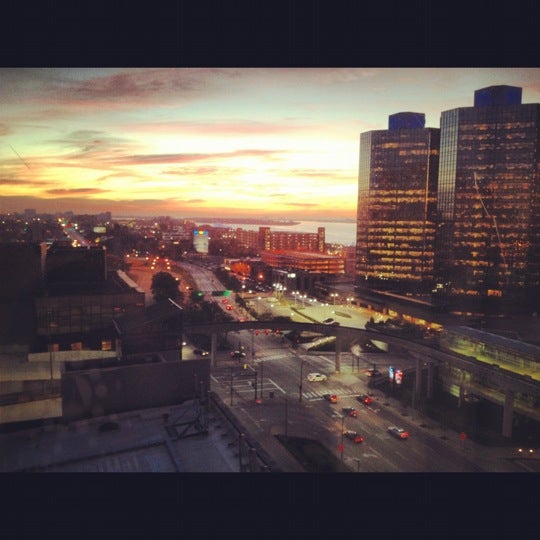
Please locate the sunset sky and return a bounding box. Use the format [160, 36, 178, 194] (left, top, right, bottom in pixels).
[2, 67, 540, 221]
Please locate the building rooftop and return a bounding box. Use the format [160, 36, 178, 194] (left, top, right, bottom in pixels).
[113, 298, 182, 334]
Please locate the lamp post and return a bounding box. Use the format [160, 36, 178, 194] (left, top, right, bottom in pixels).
[298, 358, 304, 402]
[284, 396, 288, 437]
[253, 370, 258, 401]
[260, 360, 264, 401]
[340, 416, 345, 460]
[46, 309, 54, 384]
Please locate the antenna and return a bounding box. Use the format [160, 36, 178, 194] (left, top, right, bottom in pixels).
[473, 172, 506, 267]
[9, 144, 31, 170]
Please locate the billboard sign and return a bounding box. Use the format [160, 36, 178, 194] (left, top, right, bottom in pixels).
[388, 366, 403, 385]
[193, 229, 209, 254]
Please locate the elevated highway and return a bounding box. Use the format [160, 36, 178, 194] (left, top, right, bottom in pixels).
[184, 320, 540, 438]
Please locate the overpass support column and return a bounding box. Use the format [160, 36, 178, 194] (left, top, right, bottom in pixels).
[334, 335, 342, 373]
[211, 333, 217, 368]
[415, 357, 422, 398]
[426, 361, 434, 399]
[502, 389, 515, 439]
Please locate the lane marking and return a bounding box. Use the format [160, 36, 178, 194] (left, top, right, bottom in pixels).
[267, 378, 286, 394]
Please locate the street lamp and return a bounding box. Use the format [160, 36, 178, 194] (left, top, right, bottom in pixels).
[253, 370, 258, 401]
[284, 396, 288, 437]
[298, 357, 304, 402]
[340, 416, 345, 460]
[259, 360, 264, 401]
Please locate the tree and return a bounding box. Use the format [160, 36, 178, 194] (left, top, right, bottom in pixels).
[151, 271, 182, 303]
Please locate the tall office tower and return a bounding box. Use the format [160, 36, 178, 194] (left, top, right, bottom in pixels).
[355, 112, 440, 292]
[434, 85, 540, 313]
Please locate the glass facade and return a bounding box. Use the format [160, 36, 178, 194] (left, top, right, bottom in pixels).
[435, 94, 540, 304]
[355, 119, 440, 290]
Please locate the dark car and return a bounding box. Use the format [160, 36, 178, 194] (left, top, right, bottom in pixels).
[342, 407, 358, 418]
[357, 394, 373, 405]
[344, 430, 364, 444]
[322, 318, 334, 324]
[193, 349, 209, 356]
[365, 368, 382, 377]
[323, 393, 339, 403]
[230, 350, 246, 359]
[361, 341, 385, 353]
[388, 426, 409, 439]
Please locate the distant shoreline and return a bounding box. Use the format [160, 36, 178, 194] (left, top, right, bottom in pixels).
[192, 217, 301, 226]
[114, 215, 355, 225]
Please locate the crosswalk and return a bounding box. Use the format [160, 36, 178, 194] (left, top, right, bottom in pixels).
[302, 388, 360, 401]
[212, 372, 367, 403]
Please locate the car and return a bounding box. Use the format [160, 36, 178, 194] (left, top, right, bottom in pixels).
[230, 350, 246, 359]
[387, 426, 409, 439]
[342, 407, 358, 417]
[331, 321, 341, 326]
[357, 394, 373, 405]
[322, 318, 334, 324]
[323, 393, 339, 403]
[226, 305, 233, 310]
[193, 349, 209, 356]
[362, 341, 384, 353]
[365, 368, 382, 377]
[344, 430, 364, 444]
[307, 372, 327, 382]
[221, 299, 229, 304]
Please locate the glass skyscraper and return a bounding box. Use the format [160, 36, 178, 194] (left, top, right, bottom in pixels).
[355, 112, 440, 291]
[434, 85, 540, 312]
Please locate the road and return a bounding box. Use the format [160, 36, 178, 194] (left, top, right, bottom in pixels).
[124, 258, 522, 472]
[211, 335, 486, 472]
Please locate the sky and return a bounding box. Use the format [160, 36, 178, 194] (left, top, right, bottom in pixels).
[1, 67, 540, 221]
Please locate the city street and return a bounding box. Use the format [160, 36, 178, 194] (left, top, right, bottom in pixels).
[125, 260, 530, 472]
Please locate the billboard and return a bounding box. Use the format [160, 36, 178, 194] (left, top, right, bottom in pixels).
[193, 229, 209, 254]
[388, 366, 403, 385]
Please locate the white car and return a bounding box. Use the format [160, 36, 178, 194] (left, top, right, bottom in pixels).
[307, 372, 327, 382]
